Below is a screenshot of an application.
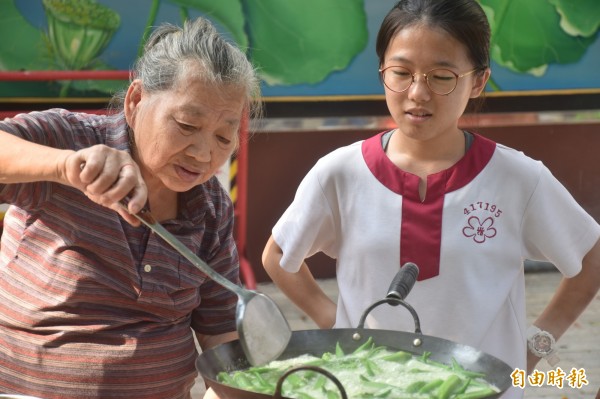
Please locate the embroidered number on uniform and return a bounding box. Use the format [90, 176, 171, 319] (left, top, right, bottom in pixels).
[463, 202, 502, 217]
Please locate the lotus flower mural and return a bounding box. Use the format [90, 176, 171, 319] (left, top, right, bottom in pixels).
[42, 0, 120, 70]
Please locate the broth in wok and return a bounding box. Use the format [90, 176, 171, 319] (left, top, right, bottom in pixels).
[216, 336, 500, 399]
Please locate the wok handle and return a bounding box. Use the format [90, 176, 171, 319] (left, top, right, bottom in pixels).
[273, 366, 348, 399]
[357, 298, 422, 334]
[387, 262, 419, 303]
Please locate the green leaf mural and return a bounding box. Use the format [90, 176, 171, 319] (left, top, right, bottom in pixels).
[547, 0, 600, 38]
[480, 0, 597, 77]
[0, 0, 368, 96]
[243, 0, 368, 85]
[0, 0, 50, 70]
[166, 0, 247, 49]
[0, 0, 598, 97]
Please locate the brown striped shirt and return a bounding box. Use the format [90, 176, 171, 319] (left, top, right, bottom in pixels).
[0, 109, 239, 398]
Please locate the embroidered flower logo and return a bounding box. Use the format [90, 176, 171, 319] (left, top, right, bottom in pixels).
[462, 216, 497, 243]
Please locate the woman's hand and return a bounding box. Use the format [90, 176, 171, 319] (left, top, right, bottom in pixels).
[202, 388, 221, 399]
[63, 144, 147, 225]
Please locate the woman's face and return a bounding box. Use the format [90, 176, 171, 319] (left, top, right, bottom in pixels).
[125, 75, 245, 193]
[381, 23, 489, 142]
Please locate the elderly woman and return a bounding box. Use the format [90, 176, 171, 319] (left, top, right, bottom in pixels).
[0, 16, 261, 399]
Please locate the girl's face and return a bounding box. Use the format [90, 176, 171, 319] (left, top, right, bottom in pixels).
[381, 23, 490, 143]
[125, 75, 245, 194]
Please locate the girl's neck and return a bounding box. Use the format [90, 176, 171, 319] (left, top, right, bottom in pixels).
[386, 128, 466, 177]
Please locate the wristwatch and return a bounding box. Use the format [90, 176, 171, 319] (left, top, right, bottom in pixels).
[526, 325, 560, 366]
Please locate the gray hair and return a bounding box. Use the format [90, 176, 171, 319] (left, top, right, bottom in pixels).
[111, 16, 262, 122]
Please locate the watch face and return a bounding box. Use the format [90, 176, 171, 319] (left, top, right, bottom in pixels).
[532, 332, 554, 355]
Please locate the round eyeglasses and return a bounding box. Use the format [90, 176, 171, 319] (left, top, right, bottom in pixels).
[379, 66, 478, 96]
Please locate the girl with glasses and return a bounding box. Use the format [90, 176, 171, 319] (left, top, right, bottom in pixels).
[262, 1, 600, 398]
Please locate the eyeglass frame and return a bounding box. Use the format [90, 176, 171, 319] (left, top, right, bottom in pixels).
[378, 65, 480, 96]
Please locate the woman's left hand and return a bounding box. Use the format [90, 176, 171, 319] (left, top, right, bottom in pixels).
[202, 387, 221, 399]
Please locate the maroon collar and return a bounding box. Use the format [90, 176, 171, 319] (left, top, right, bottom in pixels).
[361, 132, 496, 280]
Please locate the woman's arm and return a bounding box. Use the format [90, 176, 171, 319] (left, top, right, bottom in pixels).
[0, 129, 74, 185]
[195, 331, 238, 351]
[0, 130, 146, 224]
[262, 235, 337, 329]
[527, 237, 600, 373]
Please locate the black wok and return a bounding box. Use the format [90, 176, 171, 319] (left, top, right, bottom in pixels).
[196, 264, 514, 398]
[197, 326, 513, 398]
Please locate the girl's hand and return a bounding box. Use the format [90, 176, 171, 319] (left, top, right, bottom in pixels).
[63, 145, 147, 225]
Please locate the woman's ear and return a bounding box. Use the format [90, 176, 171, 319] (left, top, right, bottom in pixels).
[470, 68, 491, 98]
[124, 80, 143, 126]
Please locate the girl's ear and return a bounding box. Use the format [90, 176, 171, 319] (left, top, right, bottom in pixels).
[470, 68, 491, 98]
[124, 80, 143, 126]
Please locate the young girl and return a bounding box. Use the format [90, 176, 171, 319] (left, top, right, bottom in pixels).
[262, 1, 600, 398]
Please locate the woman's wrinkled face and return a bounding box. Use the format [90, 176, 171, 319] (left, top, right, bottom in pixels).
[381, 23, 489, 142]
[125, 75, 245, 193]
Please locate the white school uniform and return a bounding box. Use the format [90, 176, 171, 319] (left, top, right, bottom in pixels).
[273, 132, 600, 398]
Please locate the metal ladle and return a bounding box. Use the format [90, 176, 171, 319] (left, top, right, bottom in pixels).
[128, 206, 292, 366]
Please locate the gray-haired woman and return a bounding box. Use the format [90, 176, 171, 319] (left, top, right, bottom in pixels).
[0, 16, 261, 399]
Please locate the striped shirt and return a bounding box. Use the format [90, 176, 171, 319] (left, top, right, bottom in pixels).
[0, 109, 239, 399]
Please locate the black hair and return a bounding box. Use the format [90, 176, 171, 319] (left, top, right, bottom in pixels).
[376, 0, 490, 71]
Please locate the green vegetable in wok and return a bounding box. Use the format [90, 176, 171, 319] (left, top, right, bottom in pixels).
[217, 337, 501, 398]
[42, 0, 121, 70]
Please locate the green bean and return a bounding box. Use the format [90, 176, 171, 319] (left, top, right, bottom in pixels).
[231, 372, 255, 390]
[359, 374, 398, 391]
[335, 341, 345, 357]
[313, 374, 327, 390]
[455, 369, 487, 379]
[455, 387, 498, 399]
[466, 378, 495, 390]
[353, 336, 375, 353]
[450, 358, 486, 379]
[303, 358, 326, 367]
[248, 371, 274, 392]
[405, 380, 426, 393]
[437, 375, 463, 399]
[216, 371, 234, 385]
[362, 358, 382, 376]
[365, 344, 387, 359]
[373, 387, 392, 397]
[325, 390, 339, 399]
[455, 377, 472, 395]
[408, 368, 428, 373]
[244, 365, 276, 374]
[363, 360, 375, 376]
[418, 378, 444, 393]
[381, 350, 412, 363]
[284, 372, 304, 389]
[294, 393, 317, 399]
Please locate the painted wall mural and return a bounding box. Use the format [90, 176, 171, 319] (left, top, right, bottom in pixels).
[0, 0, 598, 101]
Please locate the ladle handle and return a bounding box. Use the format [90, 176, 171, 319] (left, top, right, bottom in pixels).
[126, 206, 242, 295]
